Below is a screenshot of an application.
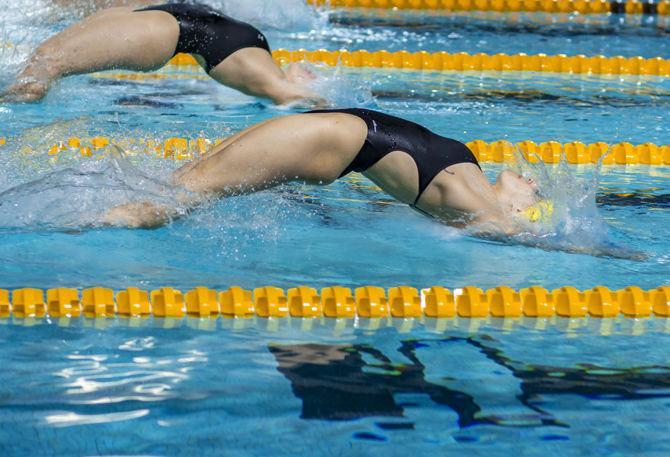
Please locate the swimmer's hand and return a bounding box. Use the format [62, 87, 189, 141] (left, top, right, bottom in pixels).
[102, 201, 177, 229]
[466, 216, 522, 238]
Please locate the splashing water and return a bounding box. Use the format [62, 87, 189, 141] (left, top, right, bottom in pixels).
[0, 131, 646, 260]
[210, 0, 328, 31]
[305, 63, 376, 107]
[0, 146, 183, 230]
[506, 149, 646, 260]
[0, 0, 329, 31]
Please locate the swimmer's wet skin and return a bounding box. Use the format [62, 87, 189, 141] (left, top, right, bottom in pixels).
[103, 109, 542, 236]
[1, 3, 320, 104]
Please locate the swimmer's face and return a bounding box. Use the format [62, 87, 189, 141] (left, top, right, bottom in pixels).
[495, 170, 539, 215]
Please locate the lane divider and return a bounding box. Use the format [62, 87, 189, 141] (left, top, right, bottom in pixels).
[88, 51, 670, 78]
[468, 139, 670, 165]
[158, 50, 670, 77]
[307, 0, 670, 15]
[4, 136, 668, 166]
[1, 285, 668, 319]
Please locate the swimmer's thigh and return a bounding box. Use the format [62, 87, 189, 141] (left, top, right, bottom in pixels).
[175, 113, 366, 194]
[41, 7, 180, 75]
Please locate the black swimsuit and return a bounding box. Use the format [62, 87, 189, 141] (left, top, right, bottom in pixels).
[136, 3, 271, 73]
[308, 109, 481, 206]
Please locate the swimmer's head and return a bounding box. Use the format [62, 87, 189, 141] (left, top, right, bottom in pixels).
[523, 200, 554, 223]
[494, 170, 542, 220]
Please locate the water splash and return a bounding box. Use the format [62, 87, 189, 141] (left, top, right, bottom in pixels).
[0, 147, 182, 230]
[210, 0, 328, 31]
[504, 149, 647, 260]
[306, 63, 376, 108]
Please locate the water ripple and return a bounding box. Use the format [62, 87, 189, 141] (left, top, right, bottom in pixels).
[44, 408, 150, 427]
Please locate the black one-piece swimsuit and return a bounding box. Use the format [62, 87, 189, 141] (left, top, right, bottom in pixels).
[308, 108, 481, 206]
[136, 3, 271, 73]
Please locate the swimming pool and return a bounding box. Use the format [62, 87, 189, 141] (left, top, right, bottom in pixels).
[1, 1, 669, 456]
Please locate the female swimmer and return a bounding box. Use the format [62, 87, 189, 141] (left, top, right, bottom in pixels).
[103, 108, 541, 234]
[2, 3, 319, 104]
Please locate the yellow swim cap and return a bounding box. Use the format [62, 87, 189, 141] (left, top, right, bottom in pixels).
[523, 200, 554, 223]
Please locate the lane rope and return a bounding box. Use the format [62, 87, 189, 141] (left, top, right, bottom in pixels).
[84, 50, 670, 78]
[307, 0, 670, 15]
[151, 50, 670, 76]
[3, 136, 668, 166]
[1, 285, 668, 319]
[269, 49, 670, 76]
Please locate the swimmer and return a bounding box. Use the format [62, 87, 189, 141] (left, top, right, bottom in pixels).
[2, 3, 320, 105]
[103, 108, 542, 235]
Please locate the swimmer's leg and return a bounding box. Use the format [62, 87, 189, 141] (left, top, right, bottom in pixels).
[172, 113, 366, 194]
[3, 7, 179, 102]
[103, 113, 367, 228]
[172, 118, 275, 179]
[207, 48, 324, 106]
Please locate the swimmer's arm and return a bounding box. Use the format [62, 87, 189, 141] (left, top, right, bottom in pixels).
[465, 215, 522, 238]
[467, 217, 647, 261]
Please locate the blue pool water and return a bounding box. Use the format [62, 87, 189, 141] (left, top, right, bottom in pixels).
[2, 321, 670, 456]
[1, 1, 670, 456]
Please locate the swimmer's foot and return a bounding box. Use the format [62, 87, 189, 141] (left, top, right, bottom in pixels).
[102, 201, 175, 229]
[280, 94, 327, 109]
[285, 63, 316, 84]
[1, 78, 49, 103]
[282, 64, 327, 107]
